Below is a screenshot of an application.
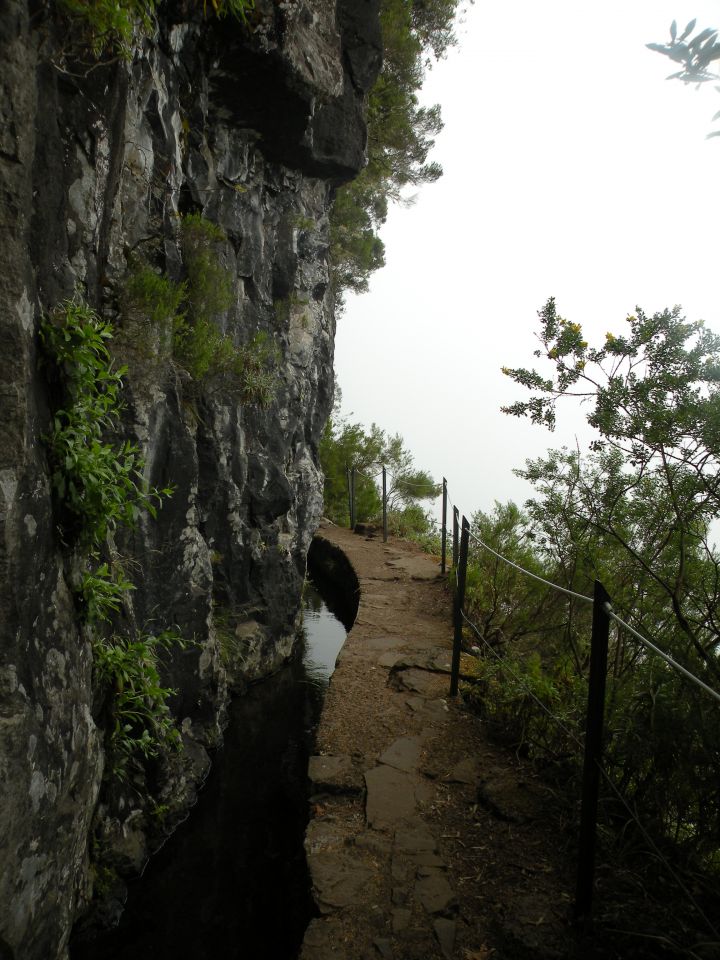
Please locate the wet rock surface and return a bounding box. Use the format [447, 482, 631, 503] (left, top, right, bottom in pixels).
[302, 525, 579, 960]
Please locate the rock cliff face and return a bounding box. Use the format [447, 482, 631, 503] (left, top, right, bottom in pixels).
[0, 2, 380, 957]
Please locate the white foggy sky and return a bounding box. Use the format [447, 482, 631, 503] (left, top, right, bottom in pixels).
[334, 1, 720, 524]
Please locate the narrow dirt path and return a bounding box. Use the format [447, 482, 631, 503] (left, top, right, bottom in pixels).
[300, 523, 579, 960]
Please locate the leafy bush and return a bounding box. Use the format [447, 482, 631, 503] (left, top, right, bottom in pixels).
[93, 629, 186, 780]
[174, 318, 277, 405]
[458, 493, 720, 883]
[124, 264, 186, 330]
[319, 401, 441, 546]
[40, 297, 169, 548]
[462, 649, 586, 764]
[319, 414, 384, 525]
[450, 479, 720, 960]
[387, 502, 436, 541]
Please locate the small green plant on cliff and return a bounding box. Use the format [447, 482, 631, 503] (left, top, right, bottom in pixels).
[55, 0, 255, 59]
[212, 0, 254, 19]
[81, 562, 135, 624]
[121, 217, 277, 404]
[55, 0, 154, 57]
[92, 629, 186, 780]
[40, 297, 169, 548]
[179, 213, 233, 323]
[81, 559, 187, 782]
[124, 264, 186, 330]
[40, 296, 184, 782]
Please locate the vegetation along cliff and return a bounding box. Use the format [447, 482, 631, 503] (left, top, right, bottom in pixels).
[0, 1, 387, 956]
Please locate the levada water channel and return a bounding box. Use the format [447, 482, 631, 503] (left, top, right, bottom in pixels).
[71, 549, 355, 960]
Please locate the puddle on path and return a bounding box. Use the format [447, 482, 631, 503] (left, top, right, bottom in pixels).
[71, 579, 346, 960]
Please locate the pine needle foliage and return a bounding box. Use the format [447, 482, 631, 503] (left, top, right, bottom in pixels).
[330, 0, 464, 301]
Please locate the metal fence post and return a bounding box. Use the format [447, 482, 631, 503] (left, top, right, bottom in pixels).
[450, 516, 470, 697]
[575, 579, 611, 919]
[382, 466, 388, 542]
[452, 506, 459, 568]
[346, 466, 352, 528]
[350, 466, 356, 529]
[441, 477, 447, 575]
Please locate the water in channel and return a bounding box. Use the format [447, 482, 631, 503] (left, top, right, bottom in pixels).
[71, 578, 347, 960]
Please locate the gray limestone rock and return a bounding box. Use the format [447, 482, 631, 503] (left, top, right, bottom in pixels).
[0, 1, 381, 956]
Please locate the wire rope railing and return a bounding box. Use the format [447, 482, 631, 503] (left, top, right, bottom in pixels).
[468, 529, 594, 604]
[605, 604, 720, 706]
[338, 463, 720, 706]
[460, 608, 586, 752]
[443, 501, 720, 939]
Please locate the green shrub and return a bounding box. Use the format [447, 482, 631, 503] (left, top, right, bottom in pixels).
[172, 318, 277, 405]
[123, 264, 186, 329]
[206, 0, 254, 20]
[462, 650, 586, 763]
[40, 297, 169, 548]
[119, 265, 186, 373]
[387, 503, 432, 537]
[121, 220, 277, 405]
[232, 332, 278, 406]
[93, 629, 186, 780]
[81, 561, 135, 624]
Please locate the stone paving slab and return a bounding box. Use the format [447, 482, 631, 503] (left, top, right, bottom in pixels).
[378, 737, 423, 773]
[389, 666, 447, 697]
[308, 755, 364, 795]
[384, 555, 445, 580]
[309, 851, 378, 912]
[364, 765, 417, 829]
